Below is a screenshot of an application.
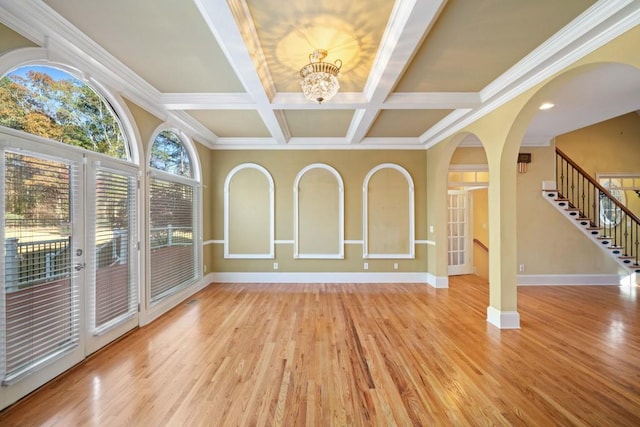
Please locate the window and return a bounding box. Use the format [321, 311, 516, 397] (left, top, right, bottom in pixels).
[148, 129, 200, 303]
[0, 65, 128, 159]
[599, 178, 628, 227]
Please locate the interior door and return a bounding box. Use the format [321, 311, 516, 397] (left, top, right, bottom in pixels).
[447, 189, 474, 275]
[1, 145, 85, 408]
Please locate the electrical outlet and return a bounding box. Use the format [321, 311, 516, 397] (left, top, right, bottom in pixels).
[273, 262, 278, 270]
[519, 264, 525, 272]
[393, 263, 398, 270]
[364, 262, 369, 270]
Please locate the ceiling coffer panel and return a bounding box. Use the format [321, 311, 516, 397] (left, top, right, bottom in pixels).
[188, 110, 271, 138]
[43, 0, 245, 93]
[368, 110, 452, 138]
[395, 0, 597, 92]
[246, 0, 395, 93]
[283, 110, 354, 138]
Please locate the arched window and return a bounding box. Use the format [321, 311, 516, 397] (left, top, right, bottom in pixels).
[149, 130, 192, 177]
[0, 65, 128, 159]
[148, 129, 200, 303]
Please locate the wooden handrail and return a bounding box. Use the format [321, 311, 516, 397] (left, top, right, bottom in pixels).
[556, 147, 640, 225]
[473, 238, 489, 252]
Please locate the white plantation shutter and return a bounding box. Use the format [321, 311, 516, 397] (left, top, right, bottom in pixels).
[88, 166, 138, 334]
[149, 174, 198, 302]
[2, 151, 81, 384]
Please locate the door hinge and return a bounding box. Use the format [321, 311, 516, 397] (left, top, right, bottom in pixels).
[138, 303, 141, 312]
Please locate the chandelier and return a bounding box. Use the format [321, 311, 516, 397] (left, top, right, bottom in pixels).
[299, 49, 342, 104]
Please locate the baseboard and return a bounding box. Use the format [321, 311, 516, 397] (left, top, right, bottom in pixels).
[208, 272, 431, 284]
[486, 306, 520, 329]
[517, 274, 621, 286]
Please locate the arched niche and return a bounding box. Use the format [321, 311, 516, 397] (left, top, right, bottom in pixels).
[293, 163, 344, 259]
[363, 163, 415, 259]
[224, 163, 274, 258]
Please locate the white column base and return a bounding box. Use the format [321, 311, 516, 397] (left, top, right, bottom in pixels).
[427, 274, 449, 288]
[486, 306, 520, 329]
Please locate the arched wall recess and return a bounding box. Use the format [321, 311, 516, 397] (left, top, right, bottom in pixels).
[224, 163, 275, 259]
[363, 163, 415, 259]
[293, 163, 344, 259]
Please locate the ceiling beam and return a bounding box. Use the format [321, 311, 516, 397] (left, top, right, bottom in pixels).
[192, 0, 290, 144]
[346, 0, 448, 144]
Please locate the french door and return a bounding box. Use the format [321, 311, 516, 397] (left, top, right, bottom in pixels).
[1, 132, 139, 408]
[447, 189, 474, 275]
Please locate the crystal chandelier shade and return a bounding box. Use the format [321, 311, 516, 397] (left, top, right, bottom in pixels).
[300, 49, 342, 104]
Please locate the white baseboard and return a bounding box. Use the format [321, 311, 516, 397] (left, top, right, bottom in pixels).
[486, 306, 520, 329]
[208, 272, 431, 284]
[517, 274, 622, 286]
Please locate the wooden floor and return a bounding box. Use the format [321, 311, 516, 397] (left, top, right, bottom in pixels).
[1, 276, 639, 426]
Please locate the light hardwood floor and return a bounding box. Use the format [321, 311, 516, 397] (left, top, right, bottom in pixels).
[1, 275, 639, 426]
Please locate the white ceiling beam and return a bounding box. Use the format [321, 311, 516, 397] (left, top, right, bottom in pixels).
[346, 0, 448, 144]
[192, 0, 290, 144]
[161, 93, 256, 110]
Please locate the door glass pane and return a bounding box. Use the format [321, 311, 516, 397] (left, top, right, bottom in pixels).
[91, 168, 137, 333]
[2, 151, 79, 384]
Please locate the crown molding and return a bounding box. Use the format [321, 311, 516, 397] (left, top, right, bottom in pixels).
[422, 0, 640, 148]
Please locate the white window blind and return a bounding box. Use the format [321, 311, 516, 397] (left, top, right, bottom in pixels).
[89, 167, 138, 334]
[2, 151, 80, 384]
[149, 177, 196, 302]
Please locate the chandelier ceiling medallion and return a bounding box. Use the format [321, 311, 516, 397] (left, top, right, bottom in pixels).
[299, 49, 342, 104]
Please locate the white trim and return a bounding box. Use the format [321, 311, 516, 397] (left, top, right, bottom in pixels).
[204, 240, 223, 245]
[223, 163, 275, 259]
[275, 240, 294, 245]
[427, 274, 448, 288]
[345, 240, 364, 245]
[422, 0, 640, 148]
[517, 274, 622, 286]
[209, 272, 430, 284]
[416, 240, 435, 246]
[448, 164, 489, 172]
[486, 306, 520, 329]
[293, 164, 344, 259]
[365, 253, 415, 259]
[363, 163, 415, 259]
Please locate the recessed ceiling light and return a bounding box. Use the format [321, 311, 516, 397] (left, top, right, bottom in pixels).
[539, 102, 555, 110]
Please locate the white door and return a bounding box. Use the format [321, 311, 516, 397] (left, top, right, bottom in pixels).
[1, 134, 139, 408]
[447, 190, 474, 275]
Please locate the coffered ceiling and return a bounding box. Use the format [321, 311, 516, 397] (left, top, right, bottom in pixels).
[0, 0, 639, 149]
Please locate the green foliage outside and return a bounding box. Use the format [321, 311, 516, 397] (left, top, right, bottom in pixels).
[0, 66, 127, 158]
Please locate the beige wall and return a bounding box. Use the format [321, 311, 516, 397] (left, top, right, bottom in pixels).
[445, 143, 623, 276]
[472, 188, 489, 280]
[556, 112, 640, 177]
[516, 146, 620, 275]
[207, 150, 427, 273]
[0, 24, 36, 54]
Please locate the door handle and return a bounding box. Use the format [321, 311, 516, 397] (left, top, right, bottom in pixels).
[74, 263, 86, 271]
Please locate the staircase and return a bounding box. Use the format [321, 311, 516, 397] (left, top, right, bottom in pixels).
[542, 148, 640, 282]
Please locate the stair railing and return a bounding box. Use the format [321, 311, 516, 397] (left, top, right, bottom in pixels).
[555, 147, 639, 269]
